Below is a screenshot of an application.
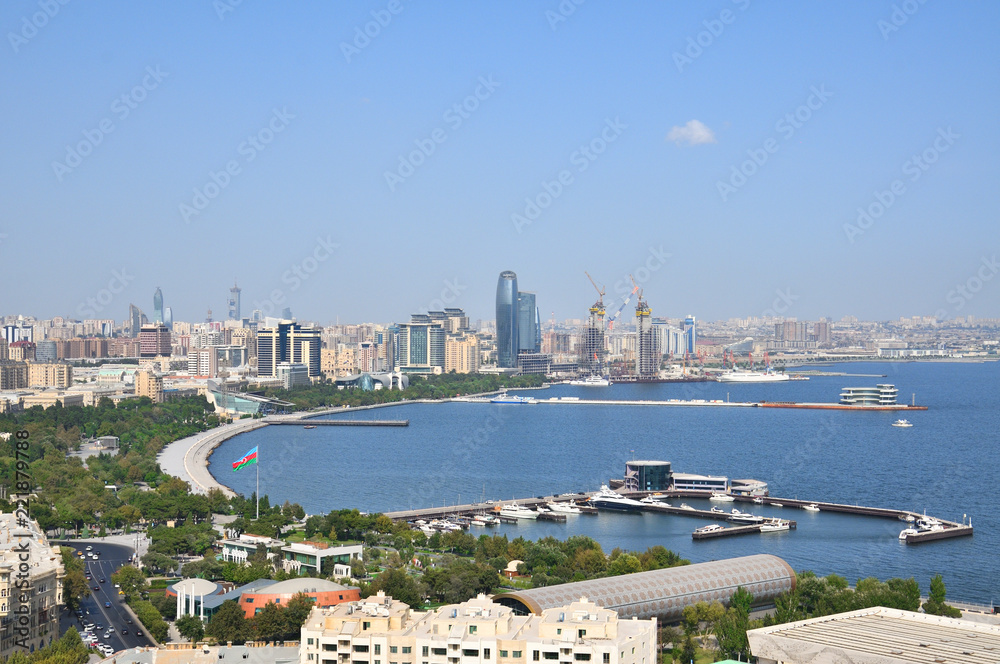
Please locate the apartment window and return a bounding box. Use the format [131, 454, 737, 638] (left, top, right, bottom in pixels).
[403, 648, 412, 654]
[574, 656, 591, 662]
[556, 629, 562, 635]
[391, 647, 398, 654]
[432, 648, 447, 656]
[484, 649, 491, 660]
[308, 639, 315, 646]
[630, 649, 634, 655]
[462, 650, 479, 658]
[512, 653, 522, 659]
[375, 646, 382, 655]
[422, 647, 429, 657]
[469, 625, 477, 635]
[354, 645, 370, 653]
[364, 622, 372, 631]
[533, 653, 539, 662]
[577, 630, 586, 639]
[323, 644, 337, 652]
[499, 652, 508, 658]
[602, 655, 609, 664]
[308, 656, 314, 661]
[543, 654, 558, 661]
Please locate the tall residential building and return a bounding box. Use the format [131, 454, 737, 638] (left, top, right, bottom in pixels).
[27, 362, 73, 388]
[517, 292, 540, 353]
[635, 295, 659, 378]
[128, 303, 147, 337]
[34, 340, 57, 363]
[445, 334, 480, 373]
[256, 321, 321, 378]
[683, 315, 697, 355]
[299, 593, 656, 664]
[229, 281, 242, 320]
[0, 512, 65, 657]
[2, 324, 32, 344]
[188, 348, 220, 377]
[495, 271, 519, 368]
[0, 362, 28, 390]
[136, 370, 164, 402]
[153, 287, 164, 324]
[7, 341, 36, 362]
[138, 324, 172, 358]
[813, 320, 831, 343]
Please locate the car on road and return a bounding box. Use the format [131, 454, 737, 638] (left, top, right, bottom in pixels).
[125, 618, 132, 624]
[92, 586, 99, 591]
[107, 627, 115, 633]
[104, 602, 111, 608]
[95, 624, 103, 630]
[99, 578, 105, 583]
[136, 630, 143, 637]
[85, 546, 92, 551]
[120, 628, 127, 635]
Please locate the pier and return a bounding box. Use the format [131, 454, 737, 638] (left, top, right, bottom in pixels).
[691, 522, 797, 540]
[264, 418, 409, 426]
[456, 397, 928, 411]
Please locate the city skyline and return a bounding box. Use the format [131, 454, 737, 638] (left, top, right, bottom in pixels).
[2, 4, 998, 322]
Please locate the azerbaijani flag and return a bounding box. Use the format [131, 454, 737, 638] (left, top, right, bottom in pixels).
[232, 446, 258, 472]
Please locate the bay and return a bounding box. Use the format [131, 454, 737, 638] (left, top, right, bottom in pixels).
[209, 361, 1000, 603]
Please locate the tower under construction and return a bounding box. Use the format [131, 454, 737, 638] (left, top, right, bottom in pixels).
[580, 272, 606, 375]
[635, 286, 660, 379]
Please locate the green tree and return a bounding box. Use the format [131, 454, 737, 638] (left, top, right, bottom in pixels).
[176, 614, 206, 643]
[112, 564, 148, 599]
[715, 587, 753, 661]
[606, 553, 642, 576]
[923, 574, 962, 618]
[364, 568, 424, 608]
[206, 600, 251, 645]
[252, 601, 287, 641]
[284, 593, 316, 638]
[132, 599, 170, 642]
[141, 552, 179, 574]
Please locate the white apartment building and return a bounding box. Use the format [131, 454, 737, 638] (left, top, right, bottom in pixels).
[300, 593, 656, 664]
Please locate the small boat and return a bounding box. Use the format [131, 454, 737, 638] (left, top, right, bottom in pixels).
[898, 514, 916, 523]
[899, 527, 920, 541]
[760, 518, 790, 532]
[752, 497, 764, 505]
[802, 503, 821, 512]
[679, 503, 695, 511]
[694, 524, 725, 535]
[710, 507, 725, 514]
[547, 501, 582, 514]
[892, 419, 913, 428]
[728, 508, 765, 524]
[303, 425, 317, 429]
[709, 492, 735, 502]
[640, 496, 661, 505]
[770, 502, 784, 507]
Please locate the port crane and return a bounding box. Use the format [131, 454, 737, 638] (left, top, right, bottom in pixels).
[606, 275, 641, 331]
[585, 272, 606, 316]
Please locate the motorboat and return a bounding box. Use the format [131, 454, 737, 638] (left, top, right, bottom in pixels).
[709, 492, 735, 502]
[728, 508, 765, 524]
[898, 514, 916, 523]
[760, 518, 790, 532]
[303, 425, 317, 429]
[679, 503, 695, 511]
[694, 524, 725, 535]
[710, 507, 725, 514]
[547, 501, 582, 514]
[770, 502, 784, 507]
[802, 503, 821, 512]
[568, 375, 611, 387]
[640, 496, 662, 505]
[490, 391, 536, 404]
[899, 527, 920, 541]
[892, 419, 914, 428]
[588, 485, 646, 512]
[499, 504, 540, 520]
[752, 496, 765, 505]
[717, 369, 790, 383]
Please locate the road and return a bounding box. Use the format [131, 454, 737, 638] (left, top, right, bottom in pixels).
[60, 541, 155, 654]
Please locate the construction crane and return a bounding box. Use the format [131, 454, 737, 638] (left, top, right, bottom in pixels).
[606, 275, 640, 331]
[585, 272, 606, 316]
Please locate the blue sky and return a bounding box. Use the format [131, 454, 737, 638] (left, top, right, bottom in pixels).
[2, 1, 998, 324]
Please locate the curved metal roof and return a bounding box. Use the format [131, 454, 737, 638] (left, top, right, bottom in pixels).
[493, 554, 795, 622]
[254, 577, 351, 595]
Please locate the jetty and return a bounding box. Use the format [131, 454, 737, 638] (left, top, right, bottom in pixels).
[455, 397, 928, 411]
[691, 522, 796, 540]
[265, 417, 409, 426]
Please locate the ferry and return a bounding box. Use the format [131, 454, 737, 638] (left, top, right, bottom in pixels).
[568, 375, 611, 387]
[588, 485, 646, 512]
[490, 391, 536, 405]
[717, 369, 790, 383]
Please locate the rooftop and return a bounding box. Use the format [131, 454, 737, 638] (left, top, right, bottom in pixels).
[748, 606, 1000, 664]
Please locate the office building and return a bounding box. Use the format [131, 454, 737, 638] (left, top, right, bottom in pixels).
[153, 287, 164, 324]
[229, 281, 242, 320]
[136, 370, 164, 403]
[300, 592, 657, 664]
[128, 303, 147, 337]
[257, 321, 321, 378]
[139, 324, 171, 358]
[396, 322, 446, 373]
[624, 460, 671, 492]
[495, 271, 519, 368]
[276, 362, 311, 389]
[0, 512, 65, 657]
[580, 295, 606, 376]
[188, 347, 220, 377]
[281, 541, 363, 576]
[2, 324, 33, 344]
[517, 292, 540, 353]
[683, 315, 696, 355]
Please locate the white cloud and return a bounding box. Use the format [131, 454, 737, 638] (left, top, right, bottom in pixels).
[666, 119, 717, 146]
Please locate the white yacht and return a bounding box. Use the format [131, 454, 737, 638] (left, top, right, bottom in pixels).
[752, 496, 764, 505]
[728, 508, 765, 524]
[899, 527, 920, 541]
[499, 504, 540, 520]
[770, 502, 784, 507]
[760, 518, 790, 532]
[892, 419, 914, 428]
[490, 391, 536, 404]
[802, 503, 821, 512]
[679, 503, 696, 511]
[709, 492, 735, 502]
[694, 524, 725, 535]
[588, 485, 646, 512]
[547, 501, 582, 514]
[710, 507, 725, 514]
[717, 369, 790, 383]
[569, 375, 611, 387]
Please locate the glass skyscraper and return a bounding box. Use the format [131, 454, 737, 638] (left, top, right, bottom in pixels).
[517, 291, 540, 353]
[495, 271, 519, 368]
[153, 287, 164, 324]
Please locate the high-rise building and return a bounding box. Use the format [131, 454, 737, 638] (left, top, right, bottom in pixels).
[683, 315, 697, 355]
[495, 271, 519, 368]
[517, 292, 540, 353]
[256, 321, 321, 378]
[7, 341, 36, 362]
[34, 340, 57, 363]
[228, 281, 242, 320]
[27, 362, 73, 388]
[138, 323, 172, 358]
[128, 303, 147, 337]
[136, 370, 164, 402]
[396, 322, 446, 372]
[635, 294, 659, 378]
[445, 334, 480, 373]
[2, 324, 33, 344]
[813, 321, 831, 343]
[153, 287, 164, 324]
[580, 295, 606, 375]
